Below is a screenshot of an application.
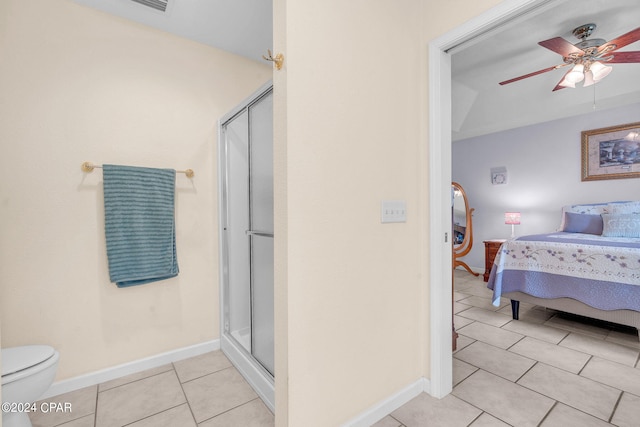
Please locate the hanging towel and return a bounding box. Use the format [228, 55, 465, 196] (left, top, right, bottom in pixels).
[103, 164, 179, 287]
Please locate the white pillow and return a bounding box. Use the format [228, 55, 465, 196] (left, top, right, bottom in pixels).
[608, 201, 640, 215]
[558, 201, 633, 231]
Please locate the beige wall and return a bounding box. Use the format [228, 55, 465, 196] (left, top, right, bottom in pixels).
[0, 0, 515, 424]
[275, 1, 423, 425]
[272, 0, 289, 424]
[274, 0, 503, 425]
[0, 0, 271, 380]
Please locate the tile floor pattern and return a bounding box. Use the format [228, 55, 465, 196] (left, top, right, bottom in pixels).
[373, 270, 640, 427]
[29, 351, 274, 427]
[30, 270, 640, 427]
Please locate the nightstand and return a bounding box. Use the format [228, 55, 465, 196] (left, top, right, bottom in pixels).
[483, 239, 506, 282]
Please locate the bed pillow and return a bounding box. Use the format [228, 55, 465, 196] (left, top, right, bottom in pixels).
[608, 201, 640, 214]
[601, 213, 640, 238]
[558, 203, 608, 230]
[558, 201, 631, 231]
[562, 212, 603, 235]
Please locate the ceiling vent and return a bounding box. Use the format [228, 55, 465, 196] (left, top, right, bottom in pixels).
[130, 0, 169, 12]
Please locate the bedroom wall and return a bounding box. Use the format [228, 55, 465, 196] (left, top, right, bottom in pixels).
[452, 102, 640, 271]
[0, 0, 271, 380]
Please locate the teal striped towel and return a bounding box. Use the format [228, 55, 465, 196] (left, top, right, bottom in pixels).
[103, 164, 179, 287]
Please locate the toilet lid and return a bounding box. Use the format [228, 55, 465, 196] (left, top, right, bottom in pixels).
[1, 345, 55, 376]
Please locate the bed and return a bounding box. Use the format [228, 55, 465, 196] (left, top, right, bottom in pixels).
[487, 201, 640, 338]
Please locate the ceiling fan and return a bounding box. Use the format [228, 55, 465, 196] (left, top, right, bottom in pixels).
[499, 23, 640, 91]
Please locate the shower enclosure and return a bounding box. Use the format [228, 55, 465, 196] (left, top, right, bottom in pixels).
[218, 82, 274, 410]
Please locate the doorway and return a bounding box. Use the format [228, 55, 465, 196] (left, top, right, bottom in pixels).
[428, 0, 552, 398]
[218, 81, 274, 411]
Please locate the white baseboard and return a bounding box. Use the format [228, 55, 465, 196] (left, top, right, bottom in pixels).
[341, 377, 431, 427]
[45, 352, 434, 426]
[41, 339, 220, 399]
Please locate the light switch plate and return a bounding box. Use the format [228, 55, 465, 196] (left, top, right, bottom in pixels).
[381, 200, 406, 223]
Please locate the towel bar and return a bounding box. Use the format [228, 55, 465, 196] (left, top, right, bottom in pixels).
[82, 161, 194, 178]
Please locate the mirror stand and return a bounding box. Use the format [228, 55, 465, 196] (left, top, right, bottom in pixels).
[452, 182, 479, 277]
[452, 182, 479, 351]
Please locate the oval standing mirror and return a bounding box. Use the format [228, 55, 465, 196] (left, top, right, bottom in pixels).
[452, 182, 478, 276]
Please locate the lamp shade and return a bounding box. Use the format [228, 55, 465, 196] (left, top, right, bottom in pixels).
[504, 212, 521, 225]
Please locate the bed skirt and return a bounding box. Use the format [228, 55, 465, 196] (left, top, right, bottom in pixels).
[503, 291, 640, 340]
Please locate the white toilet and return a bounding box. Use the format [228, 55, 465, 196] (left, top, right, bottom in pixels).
[2, 345, 59, 427]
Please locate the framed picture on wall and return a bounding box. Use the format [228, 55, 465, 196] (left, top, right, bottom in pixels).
[581, 121, 640, 181]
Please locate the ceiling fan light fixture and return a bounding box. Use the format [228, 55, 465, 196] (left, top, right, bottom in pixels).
[590, 61, 613, 81]
[498, 23, 640, 91]
[559, 77, 576, 88]
[583, 70, 595, 87]
[565, 64, 585, 84]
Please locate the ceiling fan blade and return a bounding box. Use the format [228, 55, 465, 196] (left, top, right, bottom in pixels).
[538, 37, 583, 57]
[551, 68, 573, 92]
[499, 65, 561, 85]
[599, 27, 640, 53]
[606, 51, 640, 63]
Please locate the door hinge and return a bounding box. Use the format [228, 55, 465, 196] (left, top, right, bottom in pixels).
[444, 232, 448, 243]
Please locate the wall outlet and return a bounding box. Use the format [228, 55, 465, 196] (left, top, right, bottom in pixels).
[381, 200, 407, 223]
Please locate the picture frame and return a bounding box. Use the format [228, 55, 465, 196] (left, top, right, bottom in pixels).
[581, 121, 640, 181]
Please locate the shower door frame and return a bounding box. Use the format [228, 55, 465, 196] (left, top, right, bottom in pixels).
[217, 80, 274, 412]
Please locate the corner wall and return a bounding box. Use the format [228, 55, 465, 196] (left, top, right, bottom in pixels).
[273, 0, 506, 425]
[0, 0, 271, 380]
[274, 1, 424, 425]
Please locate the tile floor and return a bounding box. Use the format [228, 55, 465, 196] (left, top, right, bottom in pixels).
[373, 270, 640, 427]
[30, 270, 640, 426]
[29, 351, 274, 427]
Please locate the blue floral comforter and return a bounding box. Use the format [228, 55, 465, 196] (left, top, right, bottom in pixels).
[487, 232, 640, 311]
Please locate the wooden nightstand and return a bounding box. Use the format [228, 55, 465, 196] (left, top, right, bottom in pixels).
[483, 239, 506, 282]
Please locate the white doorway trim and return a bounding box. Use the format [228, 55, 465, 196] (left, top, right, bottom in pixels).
[427, 0, 556, 398]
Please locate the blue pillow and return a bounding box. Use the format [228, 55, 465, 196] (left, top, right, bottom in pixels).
[601, 214, 640, 238]
[562, 212, 603, 235]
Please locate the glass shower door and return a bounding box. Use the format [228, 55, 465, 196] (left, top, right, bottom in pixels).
[220, 84, 274, 392]
[248, 91, 274, 375]
[224, 109, 252, 353]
